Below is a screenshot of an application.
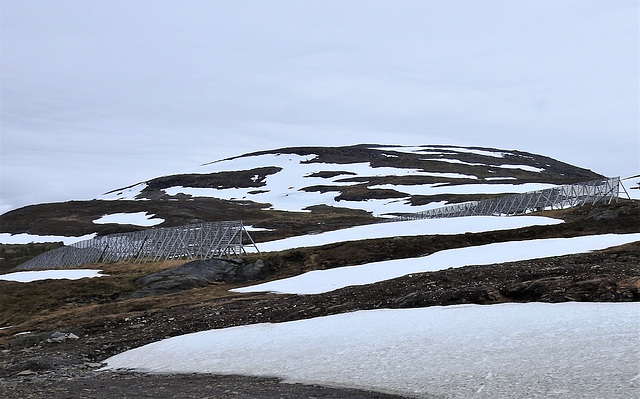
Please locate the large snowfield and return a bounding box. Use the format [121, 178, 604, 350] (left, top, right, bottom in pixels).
[104, 302, 640, 399]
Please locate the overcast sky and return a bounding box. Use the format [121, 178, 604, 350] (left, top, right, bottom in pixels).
[1, 0, 638, 214]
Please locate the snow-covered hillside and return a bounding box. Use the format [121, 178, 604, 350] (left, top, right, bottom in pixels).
[0, 144, 615, 239]
[99, 145, 601, 217]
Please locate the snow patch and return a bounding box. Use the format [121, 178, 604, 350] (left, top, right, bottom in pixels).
[236, 233, 640, 294]
[374, 146, 449, 154]
[0, 233, 97, 245]
[244, 225, 275, 232]
[370, 182, 556, 196]
[0, 269, 105, 283]
[427, 158, 543, 173]
[484, 176, 517, 181]
[496, 164, 544, 172]
[430, 146, 507, 158]
[92, 212, 164, 226]
[426, 158, 488, 166]
[103, 302, 640, 399]
[418, 171, 479, 180]
[373, 146, 508, 159]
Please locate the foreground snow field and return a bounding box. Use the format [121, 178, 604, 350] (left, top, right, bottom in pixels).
[0, 269, 105, 282]
[104, 302, 640, 399]
[235, 233, 640, 294]
[251, 215, 563, 252]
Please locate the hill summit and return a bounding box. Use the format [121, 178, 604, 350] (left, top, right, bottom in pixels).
[101, 144, 601, 212]
[0, 144, 602, 239]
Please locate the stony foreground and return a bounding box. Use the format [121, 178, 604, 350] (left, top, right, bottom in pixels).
[2, 242, 638, 398]
[1, 203, 638, 398]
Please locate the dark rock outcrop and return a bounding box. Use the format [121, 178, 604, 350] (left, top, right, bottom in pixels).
[129, 258, 269, 298]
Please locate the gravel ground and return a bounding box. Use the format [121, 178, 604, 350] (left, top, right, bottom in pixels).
[2, 370, 418, 399]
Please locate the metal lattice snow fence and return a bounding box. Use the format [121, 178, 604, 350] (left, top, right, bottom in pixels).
[17, 221, 259, 270]
[392, 177, 622, 221]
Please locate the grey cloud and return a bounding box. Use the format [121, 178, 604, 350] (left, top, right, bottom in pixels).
[1, 0, 637, 213]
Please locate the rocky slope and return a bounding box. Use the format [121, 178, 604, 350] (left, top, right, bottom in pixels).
[0, 201, 638, 398]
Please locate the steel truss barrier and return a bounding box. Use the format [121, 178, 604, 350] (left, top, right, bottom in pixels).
[393, 177, 622, 221]
[17, 221, 260, 270]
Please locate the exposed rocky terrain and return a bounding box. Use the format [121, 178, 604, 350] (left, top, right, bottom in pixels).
[1, 201, 638, 398]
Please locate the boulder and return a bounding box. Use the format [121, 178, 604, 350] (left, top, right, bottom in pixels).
[130, 258, 269, 298]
